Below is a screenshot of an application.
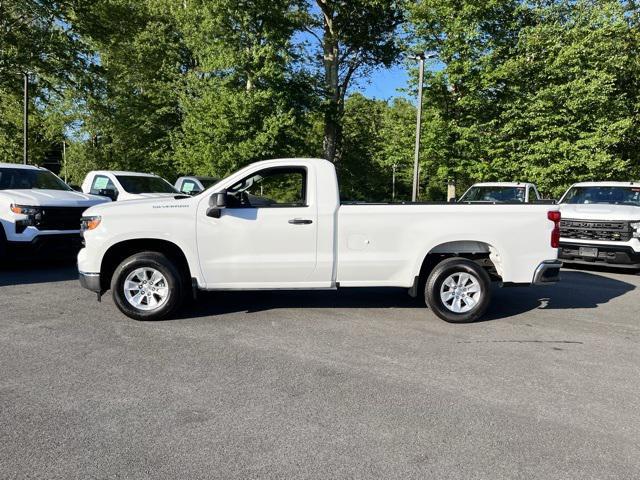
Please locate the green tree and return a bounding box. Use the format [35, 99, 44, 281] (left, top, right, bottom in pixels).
[171, 0, 312, 177]
[410, 0, 640, 197]
[63, 0, 189, 180]
[299, 0, 404, 164]
[0, 0, 91, 164]
[493, 0, 639, 195]
[339, 93, 388, 200]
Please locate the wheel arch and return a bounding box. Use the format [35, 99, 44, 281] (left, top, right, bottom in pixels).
[415, 240, 504, 286]
[100, 238, 192, 291]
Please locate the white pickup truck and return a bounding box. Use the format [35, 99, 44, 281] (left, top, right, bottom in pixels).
[558, 182, 640, 268]
[0, 163, 109, 260]
[81, 171, 179, 201]
[458, 182, 542, 203]
[78, 158, 562, 323]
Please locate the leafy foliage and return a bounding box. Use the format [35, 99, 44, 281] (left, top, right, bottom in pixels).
[172, 0, 312, 177]
[410, 0, 640, 197]
[0, 0, 638, 199]
[0, 0, 91, 164]
[298, 0, 404, 163]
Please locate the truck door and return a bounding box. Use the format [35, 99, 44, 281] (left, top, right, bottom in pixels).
[196, 166, 318, 287]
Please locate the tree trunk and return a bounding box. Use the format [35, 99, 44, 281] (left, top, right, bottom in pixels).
[320, 1, 340, 163]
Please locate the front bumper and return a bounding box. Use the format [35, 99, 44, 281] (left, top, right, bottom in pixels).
[533, 260, 562, 285]
[559, 242, 640, 269]
[7, 234, 83, 258]
[79, 271, 101, 293]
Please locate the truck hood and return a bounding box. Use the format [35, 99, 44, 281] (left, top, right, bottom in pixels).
[125, 192, 179, 199]
[0, 189, 110, 207]
[83, 195, 193, 215]
[559, 203, 640, 221]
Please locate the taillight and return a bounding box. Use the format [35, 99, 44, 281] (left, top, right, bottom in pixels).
[548, 210, 561, 248]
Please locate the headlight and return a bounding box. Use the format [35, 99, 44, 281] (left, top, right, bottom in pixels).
[80, 216, 102, 233]
[11, 204, 42, 232]
[10, 204, 41, 216]
[631, 222, 640, 238]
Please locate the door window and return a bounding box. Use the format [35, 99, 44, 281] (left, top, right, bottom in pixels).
[181, 179, 200, 194]
[90, 175, 117, 195]
[227, 168, 307, 208]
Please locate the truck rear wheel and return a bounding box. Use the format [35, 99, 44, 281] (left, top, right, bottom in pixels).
[425, 257, 491, 323]
[111, 252, 184, 321]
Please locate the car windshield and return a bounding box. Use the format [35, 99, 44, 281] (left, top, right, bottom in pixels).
[198, 178, 219, 189]
[461, 186, 526, 202]
[116, 175, 178, 194]
[0, 167, 71, 191]
[561, 186, 640, 206]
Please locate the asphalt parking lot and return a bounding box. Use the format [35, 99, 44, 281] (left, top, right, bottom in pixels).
[1, 261, 639, 479]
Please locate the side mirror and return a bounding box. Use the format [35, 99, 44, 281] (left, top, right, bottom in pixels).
[448, 197, 457, 203]
[98, 188, 118, 201]
[206, 191, 227, 218]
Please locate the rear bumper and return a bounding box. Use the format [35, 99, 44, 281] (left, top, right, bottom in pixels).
[79, 271, 101, 293]
[559, 242, 640, 268]
[533, 260, 562, 285]
[7, 234, 83, 258]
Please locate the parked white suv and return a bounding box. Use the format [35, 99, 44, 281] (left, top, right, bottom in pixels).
[0, 163, 109, 259]
[81, 171, 179, 201]
[78, 158, 561, 323]
[459, 182, 542, 203]
[558, 182, 640, 269]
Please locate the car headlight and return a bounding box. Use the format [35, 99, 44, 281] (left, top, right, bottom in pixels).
[11, 204, 42, 232]
[10, 204, 41, 216]
[80, 216, 102, 233]
[631, 222, 640, 238]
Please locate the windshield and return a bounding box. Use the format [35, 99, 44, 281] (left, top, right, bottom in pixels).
[198, 178, 219, 189]
[561, 186, 640, 206]
[0, 167, 71, 191]
[461, 186, 526, 203]
[116, 175, 178, 194]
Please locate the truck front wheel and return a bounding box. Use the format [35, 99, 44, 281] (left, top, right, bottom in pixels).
[425, 257, 491, 323]
[111, 252, 184, 321]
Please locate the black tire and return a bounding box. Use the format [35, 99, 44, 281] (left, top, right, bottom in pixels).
[424, 257, 492, 323]
[0, 225, 7, 263]
[111, 251, 184, 321]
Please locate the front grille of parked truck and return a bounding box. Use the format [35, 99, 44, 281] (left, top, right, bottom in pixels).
[560, 219, 633, 242]
[36, 207, 87, 231]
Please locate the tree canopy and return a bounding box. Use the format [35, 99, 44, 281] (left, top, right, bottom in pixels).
[0, 0, 638, 200]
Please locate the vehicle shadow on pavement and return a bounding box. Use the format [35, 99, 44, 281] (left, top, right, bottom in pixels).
[483, 270, 636, 321]
[175, 270, 635, 321]
[0, 259, 77, 287]
[177, 287, 421, 319]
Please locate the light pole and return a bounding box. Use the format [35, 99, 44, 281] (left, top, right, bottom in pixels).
[410, 52, 436, 202]
[392, 163, 397, 201]
[23, 72, 29, 165]
[62, 138, 67, 183]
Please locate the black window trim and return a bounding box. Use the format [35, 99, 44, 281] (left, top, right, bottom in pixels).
[90, 174, 118, 195]
[225, 166, 309, 209]
[180, 179, 201, 194]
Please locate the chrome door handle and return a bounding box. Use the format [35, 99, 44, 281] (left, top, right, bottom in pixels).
[288, 218, 313, 225]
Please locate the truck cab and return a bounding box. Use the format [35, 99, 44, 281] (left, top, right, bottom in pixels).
[81, 171, 179, 202]
[459, 182, 541, 203]
[558, 182, 640, 268]
[0, 163, 109, 259]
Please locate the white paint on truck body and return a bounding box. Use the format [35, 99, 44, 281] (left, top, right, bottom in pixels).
[78, 158, 559, 290]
